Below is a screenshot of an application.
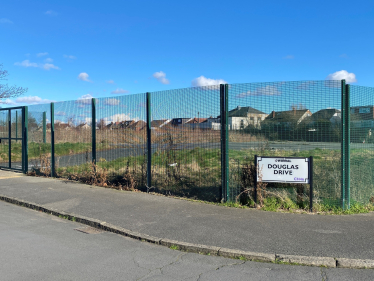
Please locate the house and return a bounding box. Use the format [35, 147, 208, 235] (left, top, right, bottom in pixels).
[261, 109, 312, 141]
[305, 109, 341, 142]
[184, 118, 207, 129]
[262, 109, 312, 129]
[218, 106, 268, 130]
[310, 109, 341, 125]
[170, 118, 192, 127]
[46, 122, 71, 131]
[350, 106, 374, 142]
[76, 123, 90, 130]
[106, 120, 135, 130]
[128, 120, 146, 131]
[350, 105, 374, 128]
[151, 119, 171, 130]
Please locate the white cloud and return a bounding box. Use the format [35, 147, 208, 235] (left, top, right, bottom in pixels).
[283, 55, 294, 59]
[153, 71, 170, 84]
[236, 85, 281, 98]
[1, 99, 16, 105]
[14, 60, 38, 68]
[103, 98, 120, 106]
[326, 70, 357, 83]
[56, 111, 66, 116]
[37, 52, 48, 57]
[76, 94, 93, 105]
[111, 88, 129, 94]
[191, 76, 227, 87]
[0, 18, 13, 24]
[14, 59, 59, 70]
[15, 96, 55, 105]
[63, 54, 76, 60]
[78, 72, 91, 82]
[102, 113, 134, 124]
[42, 63, 60, 70]
[106, 80, 115, 84]
[45, 58, 53, 63]
[45, 10, 57, 16]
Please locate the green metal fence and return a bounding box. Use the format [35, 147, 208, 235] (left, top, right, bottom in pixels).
[350, 85, 374, 205]
[6, 79, 374, 209]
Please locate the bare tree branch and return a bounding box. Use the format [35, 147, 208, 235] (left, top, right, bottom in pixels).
[0, 63, 28, 102]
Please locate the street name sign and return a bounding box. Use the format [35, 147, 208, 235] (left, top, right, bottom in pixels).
[256, 156, 310, 183]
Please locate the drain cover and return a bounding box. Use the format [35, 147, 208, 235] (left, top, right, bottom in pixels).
[74, 226, 103, 234]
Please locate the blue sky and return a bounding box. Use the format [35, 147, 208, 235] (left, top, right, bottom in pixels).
[1, 0, 373, 114]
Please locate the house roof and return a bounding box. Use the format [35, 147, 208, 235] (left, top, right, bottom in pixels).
[264, 109, 311, 122]
[151, 119, 168, 127]
[107, 120, 135, 129]
[185, 118, 207, 124]
[76, 123, 89, 128]
[217, 106, 266, 118]
[128, 120, 146, 129]
[229, 106, 267, 117]
[312, 109, 340, 121]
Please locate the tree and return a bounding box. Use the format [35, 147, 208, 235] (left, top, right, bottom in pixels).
[0, 63, 28, 103]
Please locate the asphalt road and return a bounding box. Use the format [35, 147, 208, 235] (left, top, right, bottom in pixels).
[4, 140, 374, 169]
[1, 170, 374, 261]
[1, 200, 374, 281]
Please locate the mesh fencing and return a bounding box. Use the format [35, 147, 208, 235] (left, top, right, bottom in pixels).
[0, 110, 9, 167]
[350, 85, 374, 204]
[28, 103, 51, 173]
[228, 81, 342, 207]
[7, 79, 374, 208]
[53, 99, 92, 175]
[10, 108, 22, 168]
[95, 94, 147, 189]
[150, 86, 221, 201]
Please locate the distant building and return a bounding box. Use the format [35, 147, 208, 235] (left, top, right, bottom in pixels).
[350, 105, 374, 128]
[151, 119, 171, 130]
[218, 106, 268, 130]
[128, 120, 146, 131]
[263, 109, 312, 129]
[76, 123, 90, 130]
[170, 118, 192, 127]
[310, 108, 341, 126]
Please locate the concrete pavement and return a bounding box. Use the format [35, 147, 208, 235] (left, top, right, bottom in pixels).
[1, 169, 374, 269]
[4, 201, 374, 280]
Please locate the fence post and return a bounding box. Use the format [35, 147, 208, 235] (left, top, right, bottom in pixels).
[345, 84, 351, 209]
[16, 111, 18, 140]
[220, 84, 225, 201]
[309, 156, 314, 212]
[341, 79, 346, 209]
[146, 92, 152, 190]
[224, 84, 229, 201]
[8, 110, 11, 168]
[22, 106, 28, 173]
[220, 84, 229, 202]
[92, 98, 96, 164]
[43, 111, 46, 143]
[51, 102, 55, 177]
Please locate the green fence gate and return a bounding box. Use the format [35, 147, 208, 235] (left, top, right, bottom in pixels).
[0, 106, 28, 173]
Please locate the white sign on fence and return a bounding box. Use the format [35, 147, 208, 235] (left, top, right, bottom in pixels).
[256, 157, 310, 183]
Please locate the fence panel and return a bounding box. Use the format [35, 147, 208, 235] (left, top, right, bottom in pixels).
[52, 99, 92, 176]
[150, 86, 221, 201]
[227, 80, 342, 207]
[350, 85, 374, 205]
[27, 104, 50, 173]
[0, 110, 9, 167]
[95, 94, 147, 189]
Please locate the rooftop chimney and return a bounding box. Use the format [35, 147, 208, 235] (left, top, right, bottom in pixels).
[272, 111, 275, 118]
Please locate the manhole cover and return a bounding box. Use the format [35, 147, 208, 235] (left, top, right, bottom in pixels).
[74, 226, 103, 234]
